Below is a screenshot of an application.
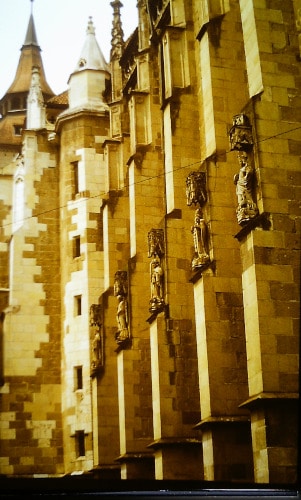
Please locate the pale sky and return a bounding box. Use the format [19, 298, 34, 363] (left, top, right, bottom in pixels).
[0, 0, 138, 98]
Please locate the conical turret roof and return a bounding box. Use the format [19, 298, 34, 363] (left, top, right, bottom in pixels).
[4, 13, 54, 97]
[73, 17, 110, 74]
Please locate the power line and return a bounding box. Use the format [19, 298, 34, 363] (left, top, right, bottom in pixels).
[0, 124, 300, 230]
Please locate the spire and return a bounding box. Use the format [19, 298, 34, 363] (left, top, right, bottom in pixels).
[23, 1, 39, 47]
[73, 17, 110, 73]
[68, 18, 110, 111]
[23, 13, 39, 47]
[3, 4, 54, 97]
[110, 0, 124, 61]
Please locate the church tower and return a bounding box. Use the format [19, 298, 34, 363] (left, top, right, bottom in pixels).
[0, 0, 299, 484]
[0, 1, 63, 477]
[0, 1, 54, 157]
[56, 17, 111, 475]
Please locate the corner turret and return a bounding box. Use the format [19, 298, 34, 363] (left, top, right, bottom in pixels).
[68, 17, 110, 112]
[0, 4, 54, 148]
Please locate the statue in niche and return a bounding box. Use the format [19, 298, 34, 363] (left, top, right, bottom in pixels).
[149, 255, 164, 312]
[186, 171, 207, 207]
[191, 208, 210, 270]
[185, 171, 211, 271]
[89, 304, 103, 374]
[229, 113, 258, 225]
[114, 271, 129, 344]
[234, 151, 258, 225]
[148, 229, 165, 313]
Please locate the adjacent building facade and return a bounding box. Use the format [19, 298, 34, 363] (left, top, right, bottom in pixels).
[0, 0, 300, 484]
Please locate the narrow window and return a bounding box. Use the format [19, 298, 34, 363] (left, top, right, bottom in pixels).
[73, 236, 81, 258]
[75, 295, 82, 316]
[75, 430, 85, 457]
[14, 125, 22, 136]
[72, 161, 79, 195]
[74, 366, 83, 390]
[12, 97, 20, 110]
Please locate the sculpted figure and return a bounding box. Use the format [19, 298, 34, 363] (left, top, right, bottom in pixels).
[148, 229, 165, 313]
[234, 151, 258, 224]
[92, 331, 101, 363]
[150, 256, 164, 305]
[89, 304, 103, 372]
[191, 208, 210, 270]
[229, 114, 253, 151]
[148, 228, 164, 258]
[186, 171, 207, 207]
[114, 271, 129, 344]
[116, 295, 129, 342]
[229, 113, 258, 225]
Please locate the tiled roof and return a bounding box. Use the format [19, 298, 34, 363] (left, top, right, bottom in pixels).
[5, 46, 54, 96]
[4, 12, 54, 98]
[47, 90, 69, 106]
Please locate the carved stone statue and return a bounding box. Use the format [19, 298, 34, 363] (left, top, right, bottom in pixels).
[148, 229, 165, 313]
[229, 114, 253, 151]
[234, 151, 258, 225]
[229, 113, 258, 225]
[191, 208, 210, 270]
[114, 271, 129, 344]
[92, 331, 102, 363]
[149, 255, 164, 312]
[89, 304, 103, 374]
[186, 171, 207, 207]
[148, 228, 164, 258]
[116, 295, 129, 342]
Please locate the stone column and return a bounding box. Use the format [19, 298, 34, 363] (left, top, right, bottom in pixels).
[116, 348, 154, 479]
[149, 314, 203, 480]
[193, 273, 253, 481]
[238, 227, 299, 483]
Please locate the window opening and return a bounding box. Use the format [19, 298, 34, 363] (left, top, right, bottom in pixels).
[73, 236, 81, 258]
[75, 295, 82, 316]
[74, 366, 83, 390]
[75, 430, 85, 457]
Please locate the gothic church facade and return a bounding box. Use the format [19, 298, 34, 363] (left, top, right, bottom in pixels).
[0, 0, 300, 484]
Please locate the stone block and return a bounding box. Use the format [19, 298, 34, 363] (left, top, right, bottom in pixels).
[277, 335, 299, 354]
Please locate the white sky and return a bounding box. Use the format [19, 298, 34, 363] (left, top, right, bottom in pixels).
[0, 0, 138, 98]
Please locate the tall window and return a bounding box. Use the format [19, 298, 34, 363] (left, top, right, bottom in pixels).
[72, 161, 79, 195]
[75, 430, 85, 457]
[74, 366, 83, 390]
[73, 236, 81, 258]
[75, 295, 82, 316]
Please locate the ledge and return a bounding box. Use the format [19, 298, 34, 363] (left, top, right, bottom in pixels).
[115, 451, 154, 463]
[234, 212, 271, 242]
[239, 392, 299, 409]
[147, 437, 202, 450]
[114, 337, 132, 353]
[56, 106, 109, 132]
[194, 415, 250, 431]
[165, 208, 182, 220]
[146, 306, 167, 324]
[102, 138, 121, 148]
[189, 260, 215, 284]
